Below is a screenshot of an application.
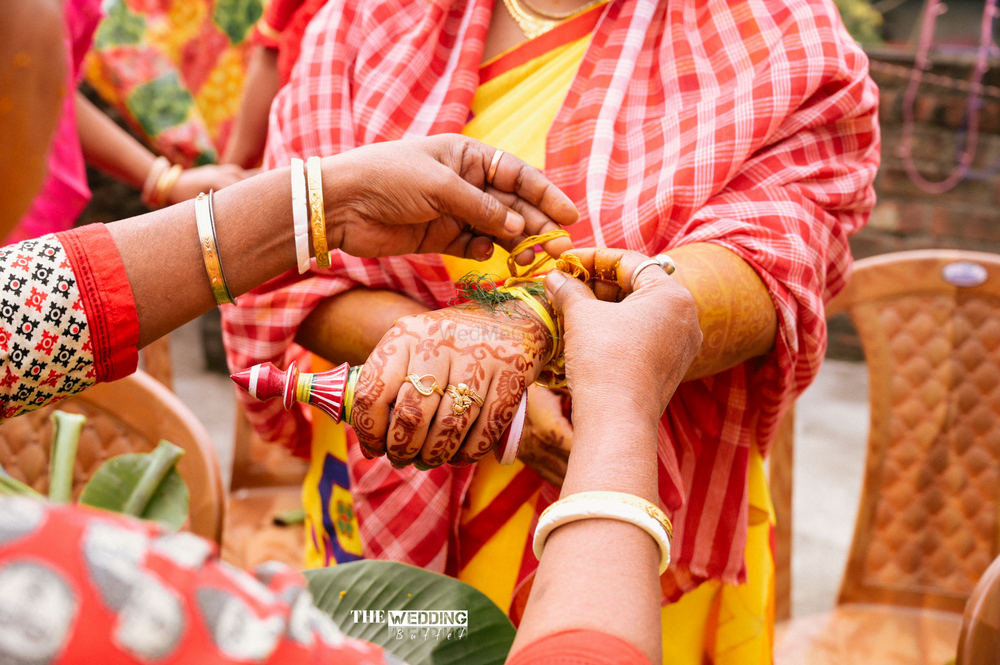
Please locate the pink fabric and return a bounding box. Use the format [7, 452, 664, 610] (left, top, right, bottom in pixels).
[7, 0, 102, 245]
[222, 0, 880, 596]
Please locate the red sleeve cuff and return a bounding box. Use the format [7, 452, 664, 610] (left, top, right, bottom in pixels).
[508, 630, 651, 665]
[57, 224, 139, 383]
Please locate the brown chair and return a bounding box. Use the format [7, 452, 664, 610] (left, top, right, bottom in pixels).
[0, 369, 224, 542]
[140, 335, 173, 389]
[220, 407, 308, 571]
[957, 553, 1000, 664]
[774, 249, 1000, 664]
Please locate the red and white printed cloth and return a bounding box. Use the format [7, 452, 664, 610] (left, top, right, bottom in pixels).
[0, 224, 139, 422]
[222, 0, 880, 593]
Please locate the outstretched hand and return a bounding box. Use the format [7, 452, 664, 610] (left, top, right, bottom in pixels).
[321, 135, 578, 261]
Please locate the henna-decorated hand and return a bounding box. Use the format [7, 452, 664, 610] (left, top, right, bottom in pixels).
[516, 384, 573, 486]
[351, 300, 554, 468]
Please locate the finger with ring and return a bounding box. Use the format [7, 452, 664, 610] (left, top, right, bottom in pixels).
[406, 373, 445, 397]
[385, 365, 447, 466]
[630, 254, 676, 292]
[419, 375, 488, 467]
[446, 383, 484, 415]
[486, 150, 504, 186]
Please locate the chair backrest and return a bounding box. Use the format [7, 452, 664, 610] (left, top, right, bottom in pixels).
[827, 250, 1000, 613]
[0, 370, 224, 542]
[956, 554, 1000, 664]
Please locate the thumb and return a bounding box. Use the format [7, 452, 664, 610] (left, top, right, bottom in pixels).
[544, 270, 595, 317]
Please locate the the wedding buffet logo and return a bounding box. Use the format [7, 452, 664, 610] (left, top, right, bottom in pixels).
[351, 609, 468, 641]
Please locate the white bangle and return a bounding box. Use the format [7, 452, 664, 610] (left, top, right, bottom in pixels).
[533, 491, 673, 574]
[291, 157, 310, 274]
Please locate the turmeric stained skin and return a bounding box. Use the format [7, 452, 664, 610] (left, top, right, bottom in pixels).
[668, 242, 777, 381]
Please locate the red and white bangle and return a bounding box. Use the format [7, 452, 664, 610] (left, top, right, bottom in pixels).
[533, 491, 673, 574]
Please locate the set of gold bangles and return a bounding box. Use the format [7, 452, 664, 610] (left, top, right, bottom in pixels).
[194, 155, 333, 307]
[405, 374, 485, 416]
[142, 156, 183, 209]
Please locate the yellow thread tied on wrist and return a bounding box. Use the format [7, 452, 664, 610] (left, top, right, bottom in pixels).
[307, 156, 332, 269]
[504, 230, 590, 286]
[496, 229, 588, 389]
[496, 285, 561, 360]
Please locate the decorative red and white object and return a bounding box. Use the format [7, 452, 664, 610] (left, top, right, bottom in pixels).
[230, 360, 357, 424]
[230, 361, 527, 465]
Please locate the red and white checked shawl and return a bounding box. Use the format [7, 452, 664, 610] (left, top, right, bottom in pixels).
[222, 0, 879, 591]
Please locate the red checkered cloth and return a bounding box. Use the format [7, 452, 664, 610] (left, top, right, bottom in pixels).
[222, 0, 879, 595]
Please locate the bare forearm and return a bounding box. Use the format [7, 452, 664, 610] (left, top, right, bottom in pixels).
[670, 242, 777, 381]
[75, 91, 155, 189]
[296, 289, 431, 366]
[509, 408, 662, 663]
[107, 167, 300, 347]
[222, 47, 279, 168]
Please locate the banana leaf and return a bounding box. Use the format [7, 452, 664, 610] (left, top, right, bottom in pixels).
[49, 411, 86, 503]
[78, 440, 189, 530]
[305, 560, 515, 665]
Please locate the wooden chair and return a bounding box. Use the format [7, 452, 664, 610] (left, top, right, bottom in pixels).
[0, 369, 224, 542]
[774, 249, 1000, 664]
[956, 553, 1000, 664]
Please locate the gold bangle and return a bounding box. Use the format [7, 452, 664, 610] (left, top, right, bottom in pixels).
[306, 156, 331, 269]
[141, 156, 170, 208]
[153, 164, 183, 209]
[255, 17, 282, 42]
[194, 192, 236, 305]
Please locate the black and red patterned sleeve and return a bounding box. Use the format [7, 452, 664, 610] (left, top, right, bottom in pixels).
[0, 224, 139, 421]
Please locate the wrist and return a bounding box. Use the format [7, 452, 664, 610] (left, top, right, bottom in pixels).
[571, 386, 664, 432]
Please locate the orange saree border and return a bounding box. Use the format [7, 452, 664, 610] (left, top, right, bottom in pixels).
[479, 3, 607, 83]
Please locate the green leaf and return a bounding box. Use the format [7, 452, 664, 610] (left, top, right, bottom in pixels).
[212, 0, 264, 45]
[94, 0, 146, 49]
[306, 561, 515, 665]
[0, 472, 43, 499]
[79, 443, 189, 531]
[49, 411, 86, 504]
[126, 73, 194, 138]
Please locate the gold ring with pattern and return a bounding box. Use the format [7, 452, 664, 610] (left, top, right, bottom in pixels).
[446, 383, 484, 415]
[405, 374, 444, 397]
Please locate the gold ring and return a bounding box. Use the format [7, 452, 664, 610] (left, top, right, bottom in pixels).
[486, 150, 504, 186]
[406, 374, 444, 397]
[446, 383, 484, 415]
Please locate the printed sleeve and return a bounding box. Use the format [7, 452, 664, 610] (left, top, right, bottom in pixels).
[0, 224, 138, 422]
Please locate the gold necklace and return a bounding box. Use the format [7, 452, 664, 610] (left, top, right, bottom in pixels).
[500, 0, 561, 39]
[520, 0, 608, 21]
